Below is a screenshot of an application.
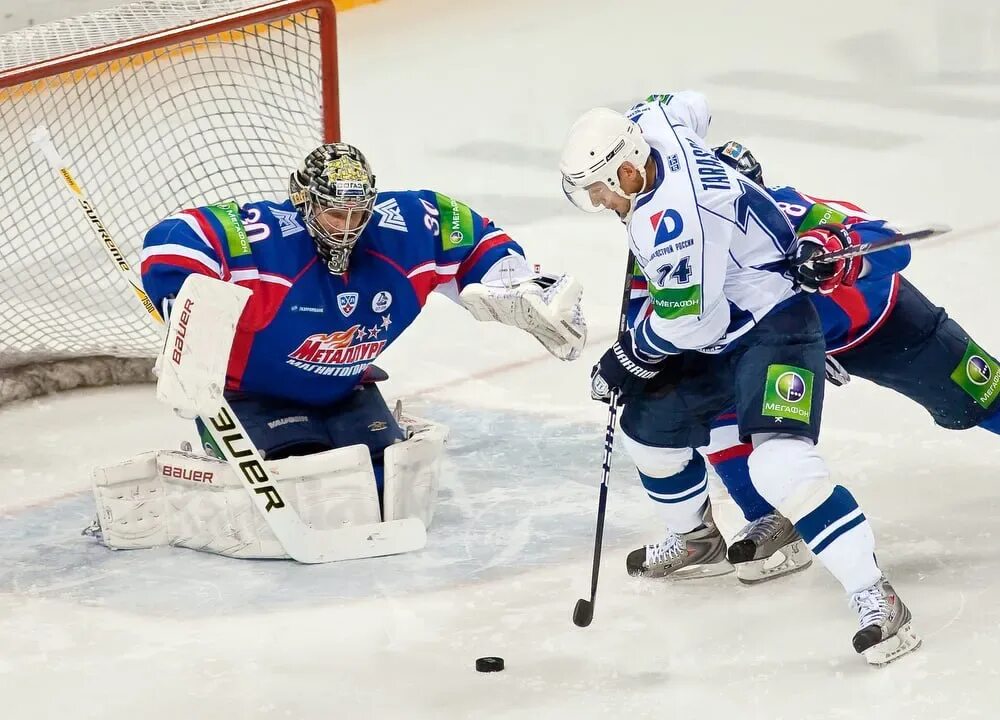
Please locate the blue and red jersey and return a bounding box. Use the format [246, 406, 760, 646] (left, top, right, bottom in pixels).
[141, 190, 523, 406]
[627, 186, 911, 355]
[765, 186, 910, 354]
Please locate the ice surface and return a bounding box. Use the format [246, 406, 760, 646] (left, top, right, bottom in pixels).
[3, 0, 1000, 717]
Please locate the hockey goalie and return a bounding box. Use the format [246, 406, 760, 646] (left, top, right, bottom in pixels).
[86, 141, 587, 562]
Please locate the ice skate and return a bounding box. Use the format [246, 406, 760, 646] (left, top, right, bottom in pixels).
[626, 508, 733, 579]
[850, 576, 921, 666]
[727, 511, 812, 585]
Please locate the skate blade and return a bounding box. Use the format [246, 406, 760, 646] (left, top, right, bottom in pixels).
[735, 541, 813, 585]
[629, 560, 735, 580]
[669, 560, 735, 580]
[862, 622, 922, 667]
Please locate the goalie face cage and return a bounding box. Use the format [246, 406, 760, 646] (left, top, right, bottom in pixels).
[0, 0, 339, 405]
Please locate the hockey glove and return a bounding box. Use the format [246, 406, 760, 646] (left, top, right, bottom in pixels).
[792, 223, 862, 295]
[460, 272, 587, 361]
[591, 333, 661, 404]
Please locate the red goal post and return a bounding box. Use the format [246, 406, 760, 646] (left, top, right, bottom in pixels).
[0, 0, 340, 405]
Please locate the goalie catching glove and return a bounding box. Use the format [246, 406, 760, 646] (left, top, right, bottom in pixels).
[460, 270, 587, 361]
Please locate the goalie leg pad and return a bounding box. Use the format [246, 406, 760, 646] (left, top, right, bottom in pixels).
[382, 414, 449, 527]
[91, 451, 169, 549]
[92, 446, 382, 559]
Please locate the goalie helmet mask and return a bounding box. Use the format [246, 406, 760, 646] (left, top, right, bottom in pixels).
[289, 143, 377, 274]
[713, 141, 763, 186]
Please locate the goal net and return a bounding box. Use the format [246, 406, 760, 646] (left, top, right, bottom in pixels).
[0, 0, 339, 405]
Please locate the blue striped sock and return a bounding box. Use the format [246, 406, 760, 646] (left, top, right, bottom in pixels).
[793, 485, 879, 593]
[639, 452, 709, 533]
[708, 449, 774, 522]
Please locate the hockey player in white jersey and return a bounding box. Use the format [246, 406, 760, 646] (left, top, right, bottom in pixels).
[559, 92, 918, 665]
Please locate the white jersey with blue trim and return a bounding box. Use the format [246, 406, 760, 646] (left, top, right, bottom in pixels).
[625, 93, 799, 357]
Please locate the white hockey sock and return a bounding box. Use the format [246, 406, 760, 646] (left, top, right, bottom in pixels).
[621, 434, 707, 534]
[748, 435, 881, 594]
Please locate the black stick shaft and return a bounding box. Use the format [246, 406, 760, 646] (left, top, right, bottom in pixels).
[583, 251, 636, 613]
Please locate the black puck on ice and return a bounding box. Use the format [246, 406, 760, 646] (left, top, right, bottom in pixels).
[475, 656, 504, 673]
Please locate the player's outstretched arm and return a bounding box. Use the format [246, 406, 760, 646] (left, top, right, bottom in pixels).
[849, 221, 912, 279]
[404, 190, 588, 360]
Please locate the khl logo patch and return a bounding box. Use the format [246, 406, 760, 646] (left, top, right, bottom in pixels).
[337, 292, 359, 317]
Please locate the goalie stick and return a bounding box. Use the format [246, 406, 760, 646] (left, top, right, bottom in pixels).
[29, 126, 163, 325]
[31, 126, 426, 564]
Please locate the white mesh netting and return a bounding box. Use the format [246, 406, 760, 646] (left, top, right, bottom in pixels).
[0, 0, 336, 404]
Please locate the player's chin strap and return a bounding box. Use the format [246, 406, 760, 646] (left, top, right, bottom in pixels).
[458, 254, 587, 361]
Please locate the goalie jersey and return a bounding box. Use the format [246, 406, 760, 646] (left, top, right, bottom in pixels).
[141, 190, 523, 406]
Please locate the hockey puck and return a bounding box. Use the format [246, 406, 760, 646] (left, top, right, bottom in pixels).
[475, 656, 504, 673]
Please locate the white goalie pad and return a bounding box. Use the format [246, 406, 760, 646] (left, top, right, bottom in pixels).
[459, 274, 587, 361]
[384, 415, 449, 526]
[92, 446, 380, 559]
[154, 278, 249, 417]
[91, 415, 448, 560]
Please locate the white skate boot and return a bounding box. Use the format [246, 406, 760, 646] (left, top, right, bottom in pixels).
[626, 507, 733, 579]
[850, 576, 921, 666]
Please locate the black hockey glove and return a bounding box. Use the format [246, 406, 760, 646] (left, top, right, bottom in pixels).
[591, 334, 661, 404]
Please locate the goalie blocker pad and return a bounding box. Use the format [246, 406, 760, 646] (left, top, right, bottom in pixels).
[91, 415, 447, 560]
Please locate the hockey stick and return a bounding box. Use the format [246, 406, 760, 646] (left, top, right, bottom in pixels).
[805, 223, 952, 264]
[29, 126, 163, 325]
[31, 127, 426, 564]
[573, 251, 635, 628]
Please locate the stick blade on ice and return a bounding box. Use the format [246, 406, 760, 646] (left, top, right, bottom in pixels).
[573, 598, 594, 627]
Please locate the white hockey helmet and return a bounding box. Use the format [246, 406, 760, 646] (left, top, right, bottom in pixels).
[559, 108, 650, 216]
